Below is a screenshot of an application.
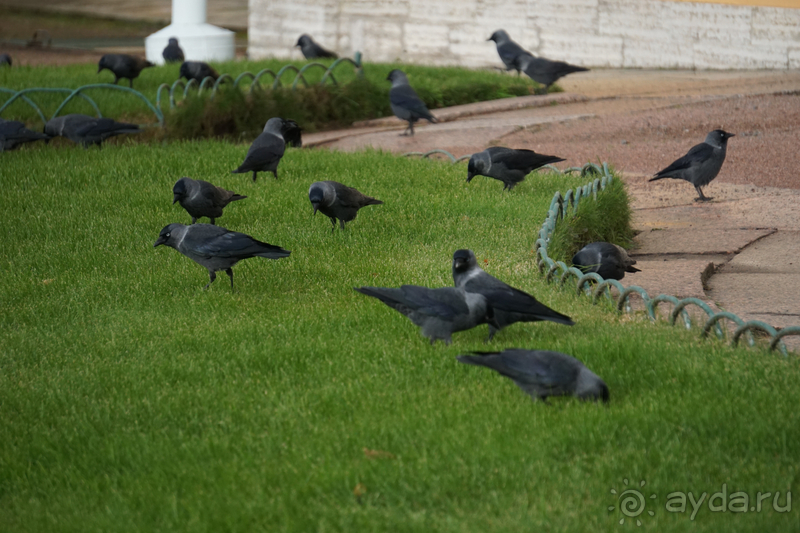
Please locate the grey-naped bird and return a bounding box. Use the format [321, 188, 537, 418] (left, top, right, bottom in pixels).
[295, 34, 338, 59]
[649, 129, 735, 202]
[0, 118, 50, 152]
[172, 177, 247, 225]
[488, 30, 588, 92]
[386, 69, 437, 136]
[452, 249, 574, 341]
[308, 180, 383, 232]
[162, 37, 185, 64]
[572, 242, 640, 281]
[457, 349, 609, 403]
[154, 223, 290, 290]
[0, 54, 11, 67]
[231, 117, 287, 182]
[44, 113, 140, 148]
[179, 61, 219, 84]
[467, 147, 565, 191]
[97, 54, 154, 88]
[354, 285, 497, 345]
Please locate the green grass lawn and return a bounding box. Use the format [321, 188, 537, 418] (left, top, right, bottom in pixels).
[1, 141, 798, 532]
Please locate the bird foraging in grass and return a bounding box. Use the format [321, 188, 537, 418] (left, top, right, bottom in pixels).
[44, 114, 140, 148]
[172, 177, 247, 225]
[649, 129, 735, 202]
[308, 180, 383, 232]
[231, 117, 287, 182]
[97, 54, 154, 88]
[467, 147, 565, 191]
[572, 242, 640, 281]
[457, 349, 609, 404]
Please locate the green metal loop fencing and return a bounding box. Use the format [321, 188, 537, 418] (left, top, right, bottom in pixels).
[402, 148, 799, 356]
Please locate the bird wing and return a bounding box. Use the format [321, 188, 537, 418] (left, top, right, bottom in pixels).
[655, 142, 713, 176]
[238, 135, 285, 170]
[465, 350, 580, 388]
[490, 148, 564, 172]
[390, 85, 432, 118]
[356, 286, 466, 319]
[74, 118, 139, 137]
[190, 229, 279, 259]
[497, 40, 528, 68]
[478, 286, 575, 325]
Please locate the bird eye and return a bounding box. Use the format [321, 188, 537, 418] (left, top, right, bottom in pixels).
[165, 232, 170, 237]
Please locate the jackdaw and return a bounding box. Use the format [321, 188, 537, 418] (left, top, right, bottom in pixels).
[0, 118, 50, 152]
[457, 349, 609, 403]
[452, 249, 574, 341]
[467, 147, 565, 191]
[97, 54, 154, 88]
[386, 69, 437, 136]
[572, 242, 640, 281]
[281, 119, 302, 148]
[649, 129, 735, 202]
[354, 285, 497, 345]
[44, 114, 140, 148]
[179, 61, 219, 84]
[0, 54, 11, 67]
[162, 37, 185, 64]
[295, 34, 338, 59]
[488, 30, 589, 92]
[308, 180, 383, 232]
[154, 223, 290, 290]
[231, 117, 287, 181]
[172, 176, 247, 225]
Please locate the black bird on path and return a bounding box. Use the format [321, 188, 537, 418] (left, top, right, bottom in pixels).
[457, 349, 609, 403]
[467, 146, 564, 191]
[386, 69, 437, 136]
[0, 118, 50, 152]
[44, 114, 140, 148]
[649, 129, 735, 202]
[162, 37, 185, 63]
[572, 242, 639, 281]
[154, 223, 290, 291]
[354, 285, 497, 345]
[231, 117, 287, 182]
[172, 177, 247, 225]
[179, 61, 219, 84]
[295, 34, 338, 59]
[308, 180, 383, 232]
[97, 54, 154, 88]
[452, 249, 574, 341]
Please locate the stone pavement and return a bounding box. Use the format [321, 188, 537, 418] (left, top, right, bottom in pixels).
[305, 69, 800, 350]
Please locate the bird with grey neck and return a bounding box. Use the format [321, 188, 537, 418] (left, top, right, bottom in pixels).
[308, 180, 383, 232]
[97, 54, 153, 88]
[386, 69, 437, 136]
[172, 177, 247, 225]
[44, 114, 140, 148]
[467, 147, 564, 191]
[231, 117, 287, 181]
[295, 34, 338, 59]
[572, 242, 640, 281]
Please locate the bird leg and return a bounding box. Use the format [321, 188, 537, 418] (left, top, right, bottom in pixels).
[209, 218, 215, 225]
[400, 122, 414, 137]
[329, 217, 337, 233]
[252, 171, 258, 182]
[271, 170, 279, 180]
[128, 80, 133, 89]
[339, 219, 346, 231]
[204, 271, 217, 290]
[191, 217, 198, 224]
[225, 268, 234, 291]
[694, 185, 713, 202]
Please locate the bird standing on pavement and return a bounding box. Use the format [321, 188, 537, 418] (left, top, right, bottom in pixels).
[231, 117, 287, 182]
[649, 129, 735, 202]
[572, 242, 640, 281]
[162, 37, 185, 64]
[467, 147, 565, 191]
[354, 285, 497, 345]
[172, 177, 247, 225]
[457, 349, 609, 403]
[44, 114, 140, 148]
[452, 249, 574, 341]
[295, 34, 338, 59]
[179, 61, 219, 84]
[97, 54, 154, 88]
[0, 118, 50, 152]
[154, 223, 290, 291]
[386, 69, 437, 136]
[308, 181, 383, 232]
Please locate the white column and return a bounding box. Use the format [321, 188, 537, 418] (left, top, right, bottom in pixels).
[145, 0, 235, 65]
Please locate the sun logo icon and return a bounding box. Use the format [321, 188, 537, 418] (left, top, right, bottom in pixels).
[608, 478, 657, 526]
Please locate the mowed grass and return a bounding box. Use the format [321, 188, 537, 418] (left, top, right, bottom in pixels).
[1, 142, 799, 532]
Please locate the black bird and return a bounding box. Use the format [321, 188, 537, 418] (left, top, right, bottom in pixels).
[0, 118, 50, 152]
[97, 54, 154, 88]
[295, 34, 338, 59]
[172, 177, 247, 225]
[179, 61, 219, 84]
[452, 249, 574, 341]
[572, 242, 640, 281]
[231, 117, 286, 182]
[386, 69, 437, 136]
[0, 54, 11, 67]
[650, 129, 735, 202]
[281, 119, 303, 148]
[457, 349, 609, 403]
[467, 147, 565, 191]
[44, 114, 140, 148]
[162, 37, 185, 63]
[354, 285, 497, 345]
[488, 30, 589, 92]
[154, 223, 290, 291]
[308, 180, 383, 232]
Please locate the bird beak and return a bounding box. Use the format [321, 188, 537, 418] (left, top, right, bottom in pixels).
[97, 66, 102, 73]
[454, 258, 466, 270]
[172, 194, 180, 205]
[311, 203, 319, 215]
[726, 133, 736, 138]
[154, 236, 166, 247]
[466, 173, 474, 182]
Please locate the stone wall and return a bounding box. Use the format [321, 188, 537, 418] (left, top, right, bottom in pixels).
[248, 0, 800, 69]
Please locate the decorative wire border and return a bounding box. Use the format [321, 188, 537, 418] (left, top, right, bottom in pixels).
[402, 150, 799, 356]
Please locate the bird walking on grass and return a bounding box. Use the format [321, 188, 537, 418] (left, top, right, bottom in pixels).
[308, 180, 383, 232]
[162, 37, 185, 63]
[97, 53, 154, 88]
[231, 117, 287, 182]
[172, 177, 247, 225]
[467, 147, 565, 191]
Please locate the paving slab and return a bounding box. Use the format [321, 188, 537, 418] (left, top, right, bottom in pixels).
[633, 228, 775, 255]
[723, 231, 800, 274]
[706, 273, 800, 322]
[622, 258, 715, 301]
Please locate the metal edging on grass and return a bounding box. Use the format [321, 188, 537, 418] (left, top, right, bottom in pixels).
[401, 148, 798, 356]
